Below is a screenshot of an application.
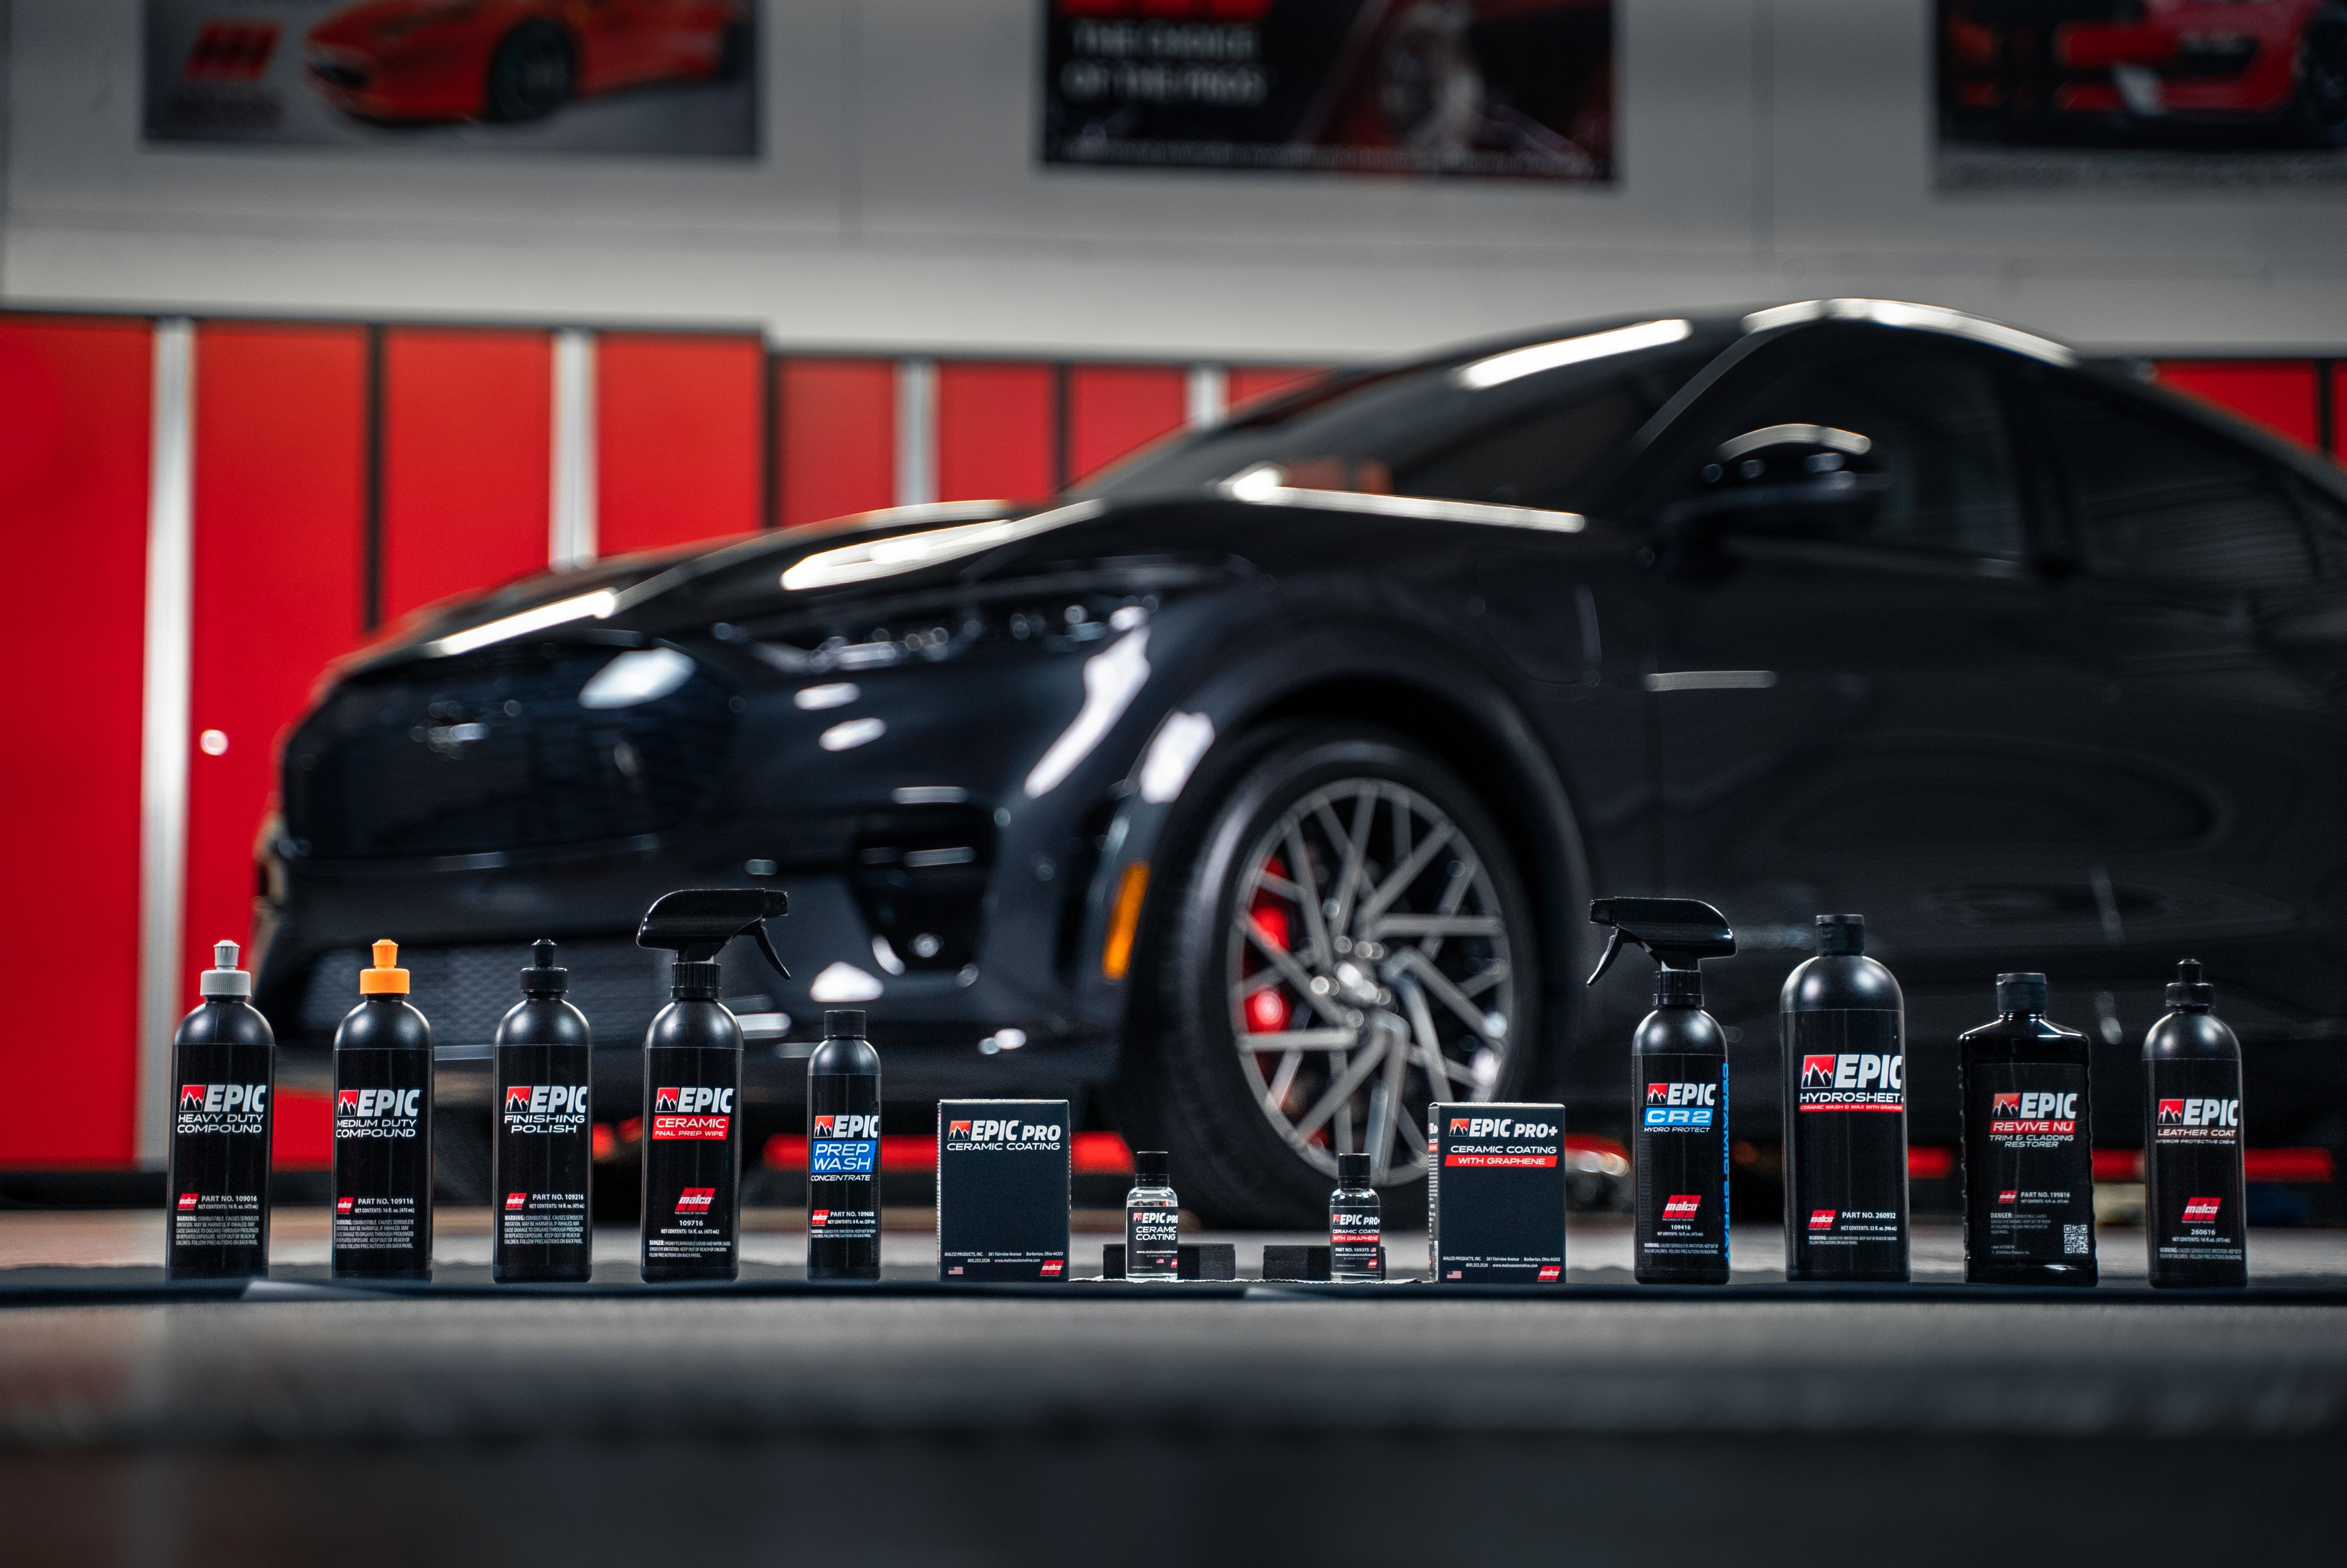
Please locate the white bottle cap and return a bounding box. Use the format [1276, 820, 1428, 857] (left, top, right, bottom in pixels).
[199, 940, 251, 999]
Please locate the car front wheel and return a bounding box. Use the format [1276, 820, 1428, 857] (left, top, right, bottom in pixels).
[1121, 724, 1539, 1229]
[485, 21, 574, 123]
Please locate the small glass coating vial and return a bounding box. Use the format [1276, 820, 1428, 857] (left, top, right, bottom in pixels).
[1329, 1152, 1382, 1281]
[1125, 1150, 1179, 1281]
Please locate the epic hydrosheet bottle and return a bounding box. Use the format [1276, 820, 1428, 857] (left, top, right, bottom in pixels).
[1588, 897, 1736, 1284]
[164, 941, 274, 1281]
[1781, 914, 1909, 1282]
[808, 1008, 882, 1282]
[2144, 960, 2246, 1289]
[1126, 1151, 1178, 1280]
[492, 940, 593, 1284]
[1328, 1152, 1382, 1281]
[634, 888, 790, 1283]
[332, 941, 433, 1281]
[1957, 973, 2096, 1286]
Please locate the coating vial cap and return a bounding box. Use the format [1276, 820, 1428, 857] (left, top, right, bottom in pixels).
[520, 938, 568, 998]
[359, 939, 410, 995]
[1336, 1152, 1371, 1186]
[198, 940, 250, 999]
[824, 1008, 866, 1040]
[2166, 958, 2215, 1013]
[1815, 914, 1866, 956]
[1135, 1149, 1170, 1182]
[1996, 971, 2048, 1016]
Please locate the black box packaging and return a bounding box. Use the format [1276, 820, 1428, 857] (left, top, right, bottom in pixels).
[936, 1099, 1070, 1281]
[1428, 1102, 1567, 1283]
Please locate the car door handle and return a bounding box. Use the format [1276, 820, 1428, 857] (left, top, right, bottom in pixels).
[1644, 670, 1779, 691]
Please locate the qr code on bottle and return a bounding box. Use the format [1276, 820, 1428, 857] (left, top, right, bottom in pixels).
[2064, 1223, 2090, 1255]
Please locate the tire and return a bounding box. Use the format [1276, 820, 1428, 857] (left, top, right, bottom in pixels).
[484, 21, 574, 123]
[2285, 6, 2347, 148]
[1114, 723, 1542, 1229]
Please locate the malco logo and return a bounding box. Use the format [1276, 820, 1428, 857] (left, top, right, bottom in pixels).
[814, 1113, 880, 1139]
[1998, 1189, 2018, 1204]
[177, 1192, 200, 1211]
[1039, 1258, 1065, 1277]
[2182, 1197, 2223, 1221]
[675, 1187, 716, 1214]
[504, 1084, 587, 1115]
[1808, 1209, 1836, 1230]
[336, 1196, 355, 1215]
[1662, 1194, 1701, 1220]
[655, 1086, 734, 1115]
[336, 1088, 420, 1118]
[2157, 1098, 2238, 1127]
[504, 1192, 527, 1211]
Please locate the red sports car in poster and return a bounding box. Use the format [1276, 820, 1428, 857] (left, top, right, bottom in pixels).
[303, 0, 752, 123]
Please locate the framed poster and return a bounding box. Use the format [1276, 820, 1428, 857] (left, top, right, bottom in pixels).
[1041, 0, 1614, 182]
[143, 0, 759, 155]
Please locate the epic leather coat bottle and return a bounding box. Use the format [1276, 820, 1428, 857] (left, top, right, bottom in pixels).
[332, 940, 433, 1281]
[634, 888, 790, 1283]
[1588, 897, 1736, 1284]
[492, 940, 593, 1284]
[2144, 960, 2247, 1288]
[1782, 914, 1909, 1281]
[165, 941, 274, 1281]
[808, 1008, 882, 1281]
[1957, 972, 2096, 1286]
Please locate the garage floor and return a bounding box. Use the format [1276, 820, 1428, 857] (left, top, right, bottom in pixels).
[7, 1214, 2345, 1564]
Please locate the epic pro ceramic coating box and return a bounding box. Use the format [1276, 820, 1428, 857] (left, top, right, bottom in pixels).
[936, 1099, 1070, 1281]
[1428, 1102, 1567, 1283]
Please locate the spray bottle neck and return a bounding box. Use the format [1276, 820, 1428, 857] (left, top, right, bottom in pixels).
[1655, 966, 1704, 1008]
[671, 960, 723, 1000]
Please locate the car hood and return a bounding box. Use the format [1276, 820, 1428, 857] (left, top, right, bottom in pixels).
[307, 0, 495, 50]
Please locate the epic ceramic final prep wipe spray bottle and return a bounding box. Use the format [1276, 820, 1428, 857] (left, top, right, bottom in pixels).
[331, 940, 434, 1281]
[164, 941, 274, 1281]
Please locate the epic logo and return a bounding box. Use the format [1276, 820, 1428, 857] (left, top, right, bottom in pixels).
[179, 1083, 268, 1114]
[1452, 1116, 1559, 1139]
[1646, 1083, 1717, 1107]
[1662, 1194, 1701, 1220]
[675, 1187, 716, 1214]
[504, 1084, 588, 1115]
[336, 1088, 420, 1118]
[2157, 1098, 2238, 1128]
[1801, 1054, 1902, 1090]
[814, 1113, 880, 1139]
[655, 1086, 734, 1116]
[1993, 1091, 2077, 1120]
[2182, 1197, 2223, 1222]
[947, 1117, 1063, 1143]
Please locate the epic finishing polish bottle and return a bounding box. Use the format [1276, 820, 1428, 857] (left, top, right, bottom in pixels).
[1782, 914, 1909, 1282]
[1126, 1152, 1179, 1280]
[808, 1008, 882, 1281]
[492, 940, 593, 1284]
[634, 888, 791, 1283]
[1957, 973, 2096, 1286]
[332, 941, 433, 1281]
[2144, 960, 2247, 1289]
[1329, 1152, 1382, 1281]
[164, 941, 274, 1281]
[1589, 897, 1737, 1284]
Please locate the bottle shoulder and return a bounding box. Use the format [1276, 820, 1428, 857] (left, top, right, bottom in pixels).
[646, 998, 742, 1051]
[2142, 1011, 2241, 1062]
[175, 998, 275, 1049]
[1956, 1016, 2090, 1060]
[1631, 1005, 1726, 1057]
[808, 1036, 880, 1076]
[1125, 1183, 1178, 1204]
[495, 996, 592, 1049]
[1780, 954, 1903, 1012]
[334, 996, 432, 1051]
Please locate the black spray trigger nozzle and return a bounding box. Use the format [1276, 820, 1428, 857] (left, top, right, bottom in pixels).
[1586, 926, 1631, 989]
[751, 923, 790, 982]
[636, 888, 793, 996]
[1586, 897, 1735, 1006]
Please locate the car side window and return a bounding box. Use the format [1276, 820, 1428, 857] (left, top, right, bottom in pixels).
[2032, 379, 2314, 589]
[1667, 341, 2030, 559]
[1397, 383, 1655, 507]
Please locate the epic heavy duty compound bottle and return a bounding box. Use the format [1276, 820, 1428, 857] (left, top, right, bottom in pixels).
[1957, 972, 2096, 1286]
[808, 1008, 883, 1281]
[1588, 897, 1737, 1285]
[164, 941, 274, 1281]
[2144, 960, 2247, 1289]
[1782, 914, 1910, 1282]
[332, 940, 434, 1281]
[492, 940, 594, 1284]
[635, 888, 791, 1283]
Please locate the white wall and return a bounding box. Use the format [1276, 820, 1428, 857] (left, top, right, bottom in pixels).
[6, 0, 2347, 360]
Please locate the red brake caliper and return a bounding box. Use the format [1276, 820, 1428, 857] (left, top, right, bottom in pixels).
[1244, 855, 1292, 1034]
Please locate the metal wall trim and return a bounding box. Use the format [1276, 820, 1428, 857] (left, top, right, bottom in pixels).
[1186, 363, 1228, 429]
[896, 355, 938, 508]
[551, 327, 598, 569]
[137, 318, 195, 1166]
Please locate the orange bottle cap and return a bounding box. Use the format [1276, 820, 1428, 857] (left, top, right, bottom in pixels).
[359, 939, 409, 995]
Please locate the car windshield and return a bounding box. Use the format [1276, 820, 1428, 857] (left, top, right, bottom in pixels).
[1076, 319, 1728, 512]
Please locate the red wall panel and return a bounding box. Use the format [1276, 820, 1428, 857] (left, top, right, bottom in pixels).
[1068, 364, 1186, 483]
[937, 361, 1057, 503]
[380, 328, 552, 624]
[0, 319, 151, 1167]
[1229, 364, 1326, 412]
[777, 357, 896, 526]
[598, 333, 766, 556]
[2155, 360, 2319, 450]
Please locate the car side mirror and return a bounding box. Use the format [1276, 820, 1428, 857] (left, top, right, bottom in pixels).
[1659, 424, 1889, 539]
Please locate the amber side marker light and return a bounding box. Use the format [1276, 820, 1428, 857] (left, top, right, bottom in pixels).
[1102, 862, 1149, 980]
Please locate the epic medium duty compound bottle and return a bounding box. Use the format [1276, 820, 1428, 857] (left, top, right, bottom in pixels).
[1781, 914, 1910, 1281]
[1126, 1150, 1178, 1280]
[332, 941, 433, 1281]
[2144, 960, 2246, 1289]
[491, 940, 593, 1284]
[164, 941, 274, 1281]
[808, 1008, 882, 1282]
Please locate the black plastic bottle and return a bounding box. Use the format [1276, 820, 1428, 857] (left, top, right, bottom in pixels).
[492, 940, 594, 1284]
[331, 940, 433, 1281]
[1957, 972, 2096, 1286]
[1588, 897, 1736, 1284]
[1328, 1152, 1382, 1281]
[164, 940, 274, 1281]
[808, 1008, 883, 1281]
[635, 888, 790, 1283]
[1781, 914, 1909, 1281]
[2144, 960, 2247, 1289]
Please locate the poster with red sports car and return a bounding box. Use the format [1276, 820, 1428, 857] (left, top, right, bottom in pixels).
[1041, 0, 1613, 182]
[1938, 0, 2347, 190]
[143, 0, 757, 153]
